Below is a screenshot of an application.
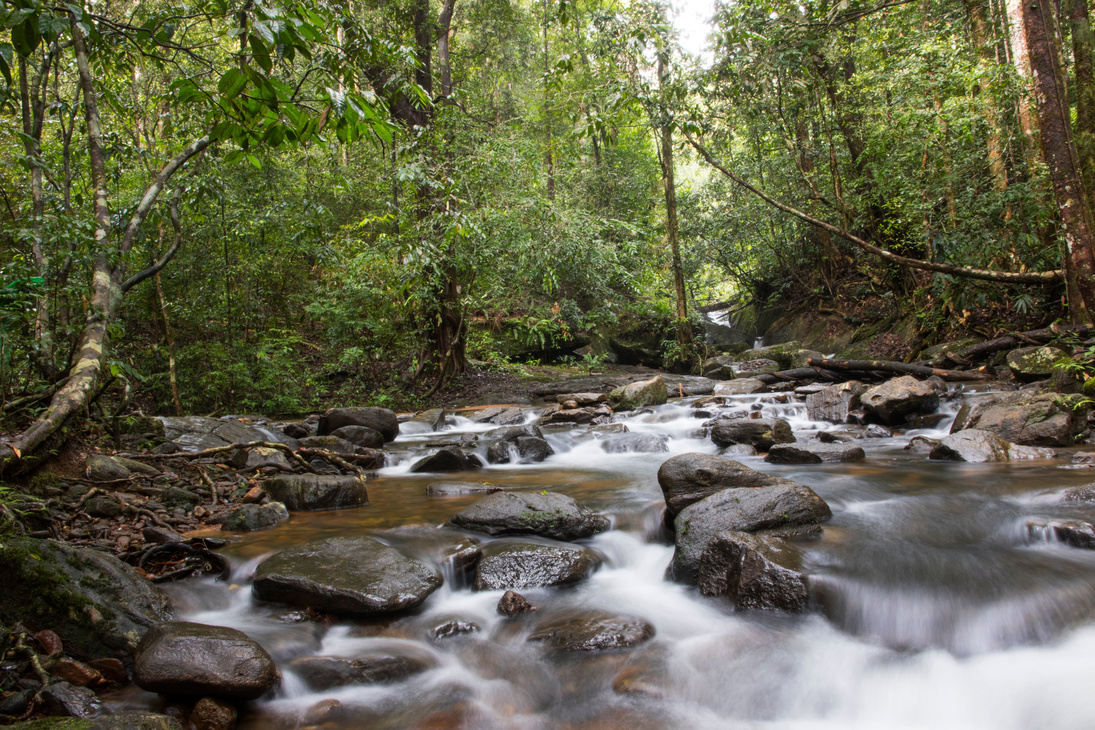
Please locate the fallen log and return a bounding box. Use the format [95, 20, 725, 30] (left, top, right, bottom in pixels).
[806, 358, 995, 381]
[921, 323, 1094, 368]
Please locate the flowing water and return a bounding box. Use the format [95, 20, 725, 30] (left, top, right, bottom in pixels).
[110, 389, 1095, 729]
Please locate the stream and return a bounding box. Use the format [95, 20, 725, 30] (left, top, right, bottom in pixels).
[110, 388, 1095, 729]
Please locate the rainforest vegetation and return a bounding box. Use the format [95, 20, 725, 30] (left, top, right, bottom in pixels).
[1, 0, 1093, 469]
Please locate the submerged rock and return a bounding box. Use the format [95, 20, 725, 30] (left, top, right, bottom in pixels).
[134, 621, 277, 700]
[709, 418, 794, 451]
[929, 429, 1057, 463]
[485, 425, 555, 464]
[0, 538, 172, 667]
[287, 651, 434, 690]
[317, 406, 399, 442]
[698, 531, 809, 612]
[657, 453, 798, 519]
[253, 536, 441, 615]
[1025, 518, 1095, 549]
[263, 474, 369, 511]
[528, 611, 654, 652]
[764, 442, 865, 464]
[426, 481, 503, 497]
[860, 376, 941, 426]
[669, 483, 831, 585]
[600, 432, 670, 454]
[447, 491, 609, 541]
[474, 541, 601, 590]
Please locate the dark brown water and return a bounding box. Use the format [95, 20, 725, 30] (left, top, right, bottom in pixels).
[110, 395, 1095, 729]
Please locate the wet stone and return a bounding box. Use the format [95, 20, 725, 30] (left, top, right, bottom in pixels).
[37, 681, 101, 718]
[36, 629, 63, 655]
[600, 432, 669, 454]
[657, 453, 802, 519]
[426, 481, 504, 497]
[528, 612, 655, 652]
[263, 474, 369, 511]
[1026, 518, 1095, 549]
[318, 406, 399, 442]
[497, 590, 537, 616]
[1062, 484, 1095, 503]
[905, 436, 940, 454]
[431, 619, 480, 639]
[447, 491, 609, 541]
[929, 429, 1057, 463]
[252, 536, 441, 616]
[410, 447, 484, 473]
[698, 531, 809, 612]
[287, 652, 434, 690]
[330, 425, 386, 450]
[765, 442, 865, 464]
[710, 418, 795, 451]
[474, 541, 602, 590]
[218, 503, 288, 532]
[52, 658, 102, 687]
[190, 697, 237, 730]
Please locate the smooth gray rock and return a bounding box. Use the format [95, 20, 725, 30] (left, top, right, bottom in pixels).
[698, 531, 808, 612]
[670, 483, 832, 585]
[712, 378, 767, 396]
[485, 426, 555, 464]
[409, 447, 483, 473]
[474, 541, 602, 590]
[253, 536, 441, 615]
[861, 376, 940, 425]
[287, 651, 434, 690]
[710, 418, 794, 451]
[657, 453, 798, 519]
[805, 382, 867, 423]
[764, 442, 865, 464]
[330, 425, 386, 450]
[264, 474, 369, 511]
[905, 435, 940, 453]
[528, 612, 654, 652]
[929, 429, 1057, 463]
[134, 621, 277, 700]
[318, 407, 399, 441]
[159, 416, 294, 452]
[447, 491, 609, 541]
[953, 391, 1082, 447]
[0, 538, 172, 667]
[608, 375, 668, 411]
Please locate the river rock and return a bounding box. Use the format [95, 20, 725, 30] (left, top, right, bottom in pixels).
[466, 406, 526, 425]
[287, 651, 434, 690]
[928, 429, 1057, 462]
[447, 491, 609, 541]
[528, 611, 654, 652]
[365, 525, 482, 589]
[608, 375, 668, 411]
[697, 531, 809, 612]
[669, 483, 832, 585]
[657, 453, 799, 519]
[0, 538, 172, 666]
[765, 442, 865, 464]
[134, 621, 277, 700]
[296, 434, 362, 454]
[497, 590, 536, 616]
[540, 404, 614, 426]
[190, 697, 237, 730]
[427, 481, 504, 497]
[556, 392, 608, 405]
[485, 425, 555, 464]
[712, 378, 767, 396]
[1025, 518, 1095, 549]
[253, 536, 441, 615]
[330, 425, 386, 450]
[600, 432, 669, 453]
[710, 418, 794, 451]
[951, 391, 1082, 447]
[218, 502, 288, 532]
[905, 435, 940, 453]
[263, 474, 369, 511]
[1061, 484, 1095, 503]
[37, 682, 101, 718]
[702, 355, 739, 380]
[1006, 345, 1066, 382]
[860, 376, 941, 425]
[317, 406, 399, 441]
[805, 382, 867, 423]
[474, 541, 602, 590]
[410, 446, 483, 473]
[730, 358, 781, 378]
[160, 415, 294, 452]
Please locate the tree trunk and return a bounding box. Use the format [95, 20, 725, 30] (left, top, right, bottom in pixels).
[657, 53, 691, 356]
[1065, 0, 1095, 196]
[1020, 0, 1095, 321]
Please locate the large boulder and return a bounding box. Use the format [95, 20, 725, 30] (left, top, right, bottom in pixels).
[669, 483, 831, 584]
[409, 447, 483, 473]
[860, 376, 940, 425]
[697, 531, 809, 612]
[608, 375, 668, 411]
[474, 541, 602, 590]
[805, 382, 867, 423]
[330, 425, 386, 450]
[317, 407, 399, 442]
[952, 391, 1084, 447]
[928, 429, 1057, 462]
[159, 416, 294, 452]
[528, 611, 655, 652]
[765, 442, 865, 464]
[133, 622, 277, 700]
[263, 474, 369, 511]
[657, 453, 797, 519]
[710, 418, 794, 451]
[253, 536, 441, 615]
[0, 538, 172, 667]
[1006, 345, 1066, 383]
[447, 491, 609, 541]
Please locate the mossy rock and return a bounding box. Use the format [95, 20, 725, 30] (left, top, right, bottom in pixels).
[6, 714, 182, 730]
[0, 538, 172, 667]
[1006, 346, 1067, 383]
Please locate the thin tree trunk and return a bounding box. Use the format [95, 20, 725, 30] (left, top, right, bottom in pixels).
[1020, 0, 1095, 320]
[1066, 0, 1095, 197]
[657, 53, 691, 355]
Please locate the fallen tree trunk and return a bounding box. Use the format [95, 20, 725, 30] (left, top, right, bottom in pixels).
[920, 323, 1094, 368]
[806, 358, 995, 381]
